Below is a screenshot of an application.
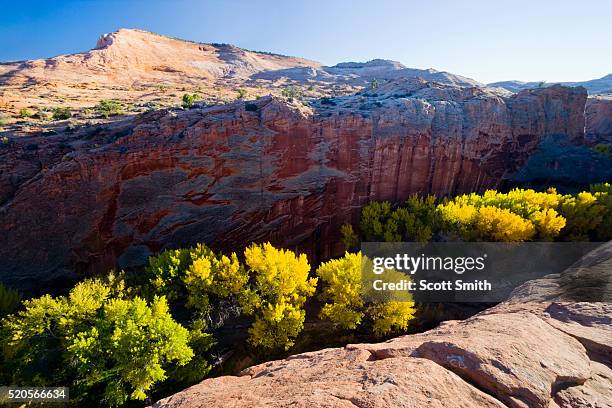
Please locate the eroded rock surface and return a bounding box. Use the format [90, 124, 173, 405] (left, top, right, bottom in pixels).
[0, 81, 591, 292]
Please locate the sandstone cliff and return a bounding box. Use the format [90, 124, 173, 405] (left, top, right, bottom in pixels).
[152, 242, 612, 408]
[0, 80, 589, 292]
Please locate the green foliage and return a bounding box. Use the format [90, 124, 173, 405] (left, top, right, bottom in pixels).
[340, 223, 359, 251]
[52, 107, 72, 120]
[591, 182, 612, 194]
[145, 244, 248, 315]
[358, 186, 610, 242]
[371, 78, 380, 89]
[241, 243, 317, 350]
[281, 86, 303, 100]
[0, 114, 8, 126]
[558, 191, 610, 241]
[181, 93, 198, 109]
[316, 252, 416, 336]
[236, 89, 247, 99]
[1, 275, 194, 406]
[0, 283, 21, 317]
[592, 143, 611, 157]
[97, 100, 123, 118]
[183, 249, 248, 315]
[146, 246, 194, 301]
[360, 201, 393, 241]
[360, 196, 438, 242]
[18, 107, 32, 118]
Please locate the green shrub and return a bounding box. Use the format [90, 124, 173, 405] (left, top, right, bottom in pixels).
[592, 143, 611, 157]
[181, 93, 198, 109]
[340, 223, 359, 251]
[97, 100, 123, 118]
[0, 283, 21, 317]
[236, 89, 247, 99]
[52, 107, 72, 120]
[18, 108, 32, 118]
[1, 276, 195, 406]
[281, 86, 303, 101]
[591, 182, 612, 194]
[360, 201, 393, 241]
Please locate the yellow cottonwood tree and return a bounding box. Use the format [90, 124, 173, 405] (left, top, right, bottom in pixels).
[316, 252, 416, 337]
[241, 243, 317, 350]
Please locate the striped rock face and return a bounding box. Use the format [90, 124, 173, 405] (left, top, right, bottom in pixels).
[0, 81, 591, 293]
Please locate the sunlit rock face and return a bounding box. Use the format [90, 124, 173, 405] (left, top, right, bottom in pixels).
[0, 80, 590, 292]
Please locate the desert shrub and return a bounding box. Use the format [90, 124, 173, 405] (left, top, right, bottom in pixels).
[371, 78, 380, 89]
[0, 114, 8, 126]
[593, 143, 611, 157]
[360, 201, 393, 241]
[181, 93, 198, 109]
[241, 243, 317, 350]
[558, 192, 609, 241]
[18, 107, 32, 118]
[340, 223, 359, 251]
[52, 106, 72, 120]
[236, 89, 247, 99]
[281, 86, 303, 100]
[591, 182, 612, 194]
[1, 276, 195, 406]
[97, 100, 123, 117]
[360, 196, 438, 242]
[0, 283, 21, 317]
[316, 252, 416, 336]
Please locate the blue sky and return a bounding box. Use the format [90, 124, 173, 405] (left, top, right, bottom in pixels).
[1, 0, 611, 83]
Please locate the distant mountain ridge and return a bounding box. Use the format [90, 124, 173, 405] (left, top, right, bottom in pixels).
[1, 28, 609, 127]
[0, 29, 484, 90]
[251, 58, 484, 88]
[489, 74, 612, 95]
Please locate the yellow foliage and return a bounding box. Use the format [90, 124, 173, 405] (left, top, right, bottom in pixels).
[317, 252, 364, 329]
[474, 206, 535, 241]
[531, 208, 566, 240]
[316, 252, 416, 337]
[242, 243, 317, 350]
[368, 301, 416, 337]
